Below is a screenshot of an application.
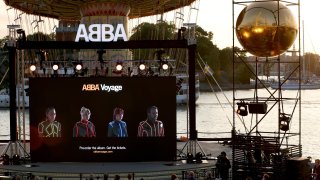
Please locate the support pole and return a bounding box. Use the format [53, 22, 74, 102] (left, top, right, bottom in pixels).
[9, 47, 17, 141]
[188, 44, 197, 140]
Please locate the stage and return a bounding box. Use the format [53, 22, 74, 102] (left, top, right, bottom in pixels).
[0, 160, 216, 179]
[0, 141, 231, 179]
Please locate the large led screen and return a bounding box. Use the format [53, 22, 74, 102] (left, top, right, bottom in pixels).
[29, 77, 176, 162]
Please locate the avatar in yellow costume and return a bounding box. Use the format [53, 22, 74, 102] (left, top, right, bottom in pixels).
[38, 107, 61, 137]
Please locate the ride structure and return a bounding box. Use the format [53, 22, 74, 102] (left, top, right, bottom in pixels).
[3, 0, 209, 164]
[232, 0, 307, 179]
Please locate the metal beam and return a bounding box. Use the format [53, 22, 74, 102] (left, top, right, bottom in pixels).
[16, 40, 189, 50]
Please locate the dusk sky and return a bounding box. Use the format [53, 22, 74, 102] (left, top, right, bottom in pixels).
[0, 0, 319, 54]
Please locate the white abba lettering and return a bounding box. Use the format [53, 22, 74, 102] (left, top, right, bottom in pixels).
[100, 84, 122, 92]
[75, 24, 128, 42]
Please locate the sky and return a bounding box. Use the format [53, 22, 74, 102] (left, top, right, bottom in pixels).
[0, 0, 319, 54]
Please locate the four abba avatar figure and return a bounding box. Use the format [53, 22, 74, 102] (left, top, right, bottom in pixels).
[137, 106, 164, 137]
[38, 106, 165, 138]
[38, 107, 61, 137]
[107, 107, 128, 137]
[73, 107, 96, 137]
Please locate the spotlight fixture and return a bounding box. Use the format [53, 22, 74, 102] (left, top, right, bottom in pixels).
[279, 113, 291, 131]
[12, 154, 20, 165]
[161, 62, 169, 70]
[16, 29, 26, 42]
[139, 63, 146, 71]
[178, 27, 187, 40]
[195, 152, 203, 163]
[52, 64, 59, 71]
[112, 62, 123, 75]
[75, 63, 82, 71]
[1, 154, 9, 165]
[29, 64, 36, 71]
[186, 152, 194, 163]
[116, 62, 123, 71]
[236, 100, 248, 116]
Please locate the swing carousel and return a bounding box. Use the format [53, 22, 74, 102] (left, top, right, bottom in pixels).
[0, 0, 215, 177]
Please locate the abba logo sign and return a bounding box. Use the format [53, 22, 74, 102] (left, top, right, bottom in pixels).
[82, 84, 123, 92]
[75, 24, 128, 42]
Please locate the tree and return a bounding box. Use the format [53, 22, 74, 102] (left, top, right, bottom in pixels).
[233, 47, 253, 84]
[130, 22, 176, 60]
[0, 36, 10, 51]
[219, 47, 233, 83]
[195, 26, 219, 77]
[218, 47, 253, 84]
[304, 53, 320, 77]
[26, 32, 55, 41]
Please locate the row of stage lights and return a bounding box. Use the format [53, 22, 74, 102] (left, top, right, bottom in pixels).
[236, 100, 291, 132]
[29, 61, 169, 72]
[29, 47, 171, 74]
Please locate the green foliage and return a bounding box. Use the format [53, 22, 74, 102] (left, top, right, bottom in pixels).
[218, 47, 233, 82]
[0, 51, 9, 90]
[195, 26, 219, 78]
[0, 36, 10, 51]
[130, 22, 176, 60]
[304, 53, 320, 76]
[27, 32, 55, 41]
[233, 47, 252, 84]
[130, 22, 176, 40]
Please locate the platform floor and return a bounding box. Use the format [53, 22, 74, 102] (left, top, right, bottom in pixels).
[0, 141, 232, 179]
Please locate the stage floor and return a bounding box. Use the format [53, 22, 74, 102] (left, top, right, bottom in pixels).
[0, 160, 218, 180]
[0, 160, 214, 173]
[0, 141, 231, 179]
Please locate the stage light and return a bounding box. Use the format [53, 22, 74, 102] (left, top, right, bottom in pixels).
[52, 64, 59, 71]
[178, 27, 187, 40]
[16, 29, 26, 42]
[29, 64, 36, 71]
[195, 152, 203, 163]
[187, 152, 194, 163]
[75, 63, 82, 71]
[279, 113, 290, 131]
[116, 63, 123, 71]
[1, 154, 9, 165]
[236, 101, 248, 116]
[112, 62, 123, 75]
[12, 154, 20, 165]
[139, 63, 146, 71]
[162, 62, 169, 70]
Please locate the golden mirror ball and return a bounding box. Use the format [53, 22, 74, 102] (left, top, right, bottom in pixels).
[236, 1, 298, 57]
